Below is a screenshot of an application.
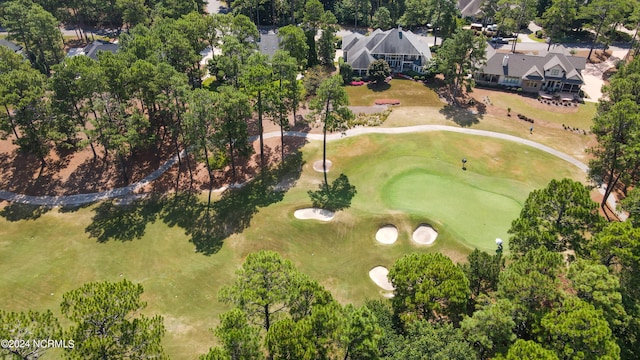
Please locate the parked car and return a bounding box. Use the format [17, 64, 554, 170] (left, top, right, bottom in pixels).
[490, 37, 508, 44]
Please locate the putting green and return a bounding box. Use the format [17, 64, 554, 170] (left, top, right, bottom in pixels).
[381, 169, 522, 251]
[0, 131, 586, 359]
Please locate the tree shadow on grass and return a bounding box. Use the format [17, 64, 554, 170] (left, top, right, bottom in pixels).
[439, 105, 482, 127]
[85, 197, 163, 243]
[162, 151, 304, 254]
[368, 82, 391, 92]
[307, 173, 356, 212]
[85, 151, 304, 254]
[0, 203, 51, 221]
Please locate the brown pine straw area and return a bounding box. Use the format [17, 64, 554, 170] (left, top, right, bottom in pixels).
[0, 116, 317, 198]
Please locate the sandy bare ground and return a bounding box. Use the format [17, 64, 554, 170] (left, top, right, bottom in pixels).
[293, 208, 335, 221]
[413, 225, 438, 245]
[369, 266, 395, 291]
[312, 159, 332, 173]
[375, 225, 398, 244]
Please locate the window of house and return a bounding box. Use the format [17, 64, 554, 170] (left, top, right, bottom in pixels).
[550, 69, 559, 76]
[503, 76, 519, 85]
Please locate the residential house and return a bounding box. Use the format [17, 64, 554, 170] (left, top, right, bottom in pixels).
[475, 44, 586, 94]
[67, 40, 119, 60]
[0, 39, 24, 56]
[458, 0, 483, 18]
[342, 27, 432, 76]
[257, 31, 280, 58]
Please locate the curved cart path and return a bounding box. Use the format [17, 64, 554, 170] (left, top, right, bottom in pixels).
[0, 126, 587, 206]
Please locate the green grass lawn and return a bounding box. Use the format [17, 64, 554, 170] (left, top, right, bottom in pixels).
[0, 132, 585, 359]
[527, 33, 547, 42]
[381, 107, 593, 167]
[345, 78, 443, 107]
[482, 91, 597, 130]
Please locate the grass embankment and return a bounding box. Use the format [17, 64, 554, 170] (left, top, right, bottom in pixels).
[345, 78, 444, 107]
[0, 132, 584, 359]
[485, 92, 597, 130]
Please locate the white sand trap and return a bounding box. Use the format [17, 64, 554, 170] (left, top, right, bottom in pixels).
[294, 208, 335, 221]
[412, 224, 438, 245]
[375, 225, 398, 244]
[313, 159, 332, 172]
[369, 266, 395, 291]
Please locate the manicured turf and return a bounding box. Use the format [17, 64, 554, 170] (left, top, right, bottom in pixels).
[0, 131, 585, 359]
[381, 107, 594, 167]
[344, 78, 443, 107]
[483, 91, 597, 130]
[381, 169, 522, 249]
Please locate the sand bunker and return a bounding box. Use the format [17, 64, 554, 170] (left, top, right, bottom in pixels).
[375, 225, 398, 244]
[294, 208, 335, 221]
[313, 160, 332, 172]
[369, 266, 395, 291]
[412, 224, 438, 245]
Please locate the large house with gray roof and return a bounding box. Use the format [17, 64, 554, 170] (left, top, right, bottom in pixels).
[342, 27, 432, 76]
[67, 40, 119, 60]
[475, 45, 586, 94]
[0, 39, 24, 56]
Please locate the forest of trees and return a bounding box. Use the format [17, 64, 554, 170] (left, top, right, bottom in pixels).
[3, 0, 640, 359]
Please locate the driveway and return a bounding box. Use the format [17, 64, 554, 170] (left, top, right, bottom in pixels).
[206, 0, 228, 14]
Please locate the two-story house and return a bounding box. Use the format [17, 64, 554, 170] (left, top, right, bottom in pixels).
[342, 27, 432, 76]
[475, 45, 586, 94]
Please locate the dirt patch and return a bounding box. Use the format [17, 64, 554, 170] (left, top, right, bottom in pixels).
[375, 99, 401, 105]
[574, 49, 612, 64]
[313, 160, 332, 173]
[602, 67, 617, 84]
[0, 113, 313, 197]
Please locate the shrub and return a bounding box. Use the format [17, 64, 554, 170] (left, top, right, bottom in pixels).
[348, 109, 392, 127]
[339, 61, 353, 84]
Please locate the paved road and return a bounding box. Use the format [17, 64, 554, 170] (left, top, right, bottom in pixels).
[0, 126, 587, 206]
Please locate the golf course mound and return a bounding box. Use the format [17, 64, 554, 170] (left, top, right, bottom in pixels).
[294, 208, 335, 221]
[412, 224, 438, 245]
[375, 225, 398, 244]
[313, 159, 332, 172]
[369, 266, 395, 291]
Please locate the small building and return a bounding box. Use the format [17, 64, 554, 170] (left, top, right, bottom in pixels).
[67, 40, 119, 60]
[342, 27, 432, 76]
[475, 45, 586, 94]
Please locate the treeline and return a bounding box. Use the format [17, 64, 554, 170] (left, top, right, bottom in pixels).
[3, 177, 640, 359]
[0, 1, 343, 189]
[1, 0, 206, 30]
[200, 181, 638, 359]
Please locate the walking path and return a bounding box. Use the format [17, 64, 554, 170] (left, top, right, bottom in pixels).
[0, 150, 185, 206]
[0, 126, 588, 206]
